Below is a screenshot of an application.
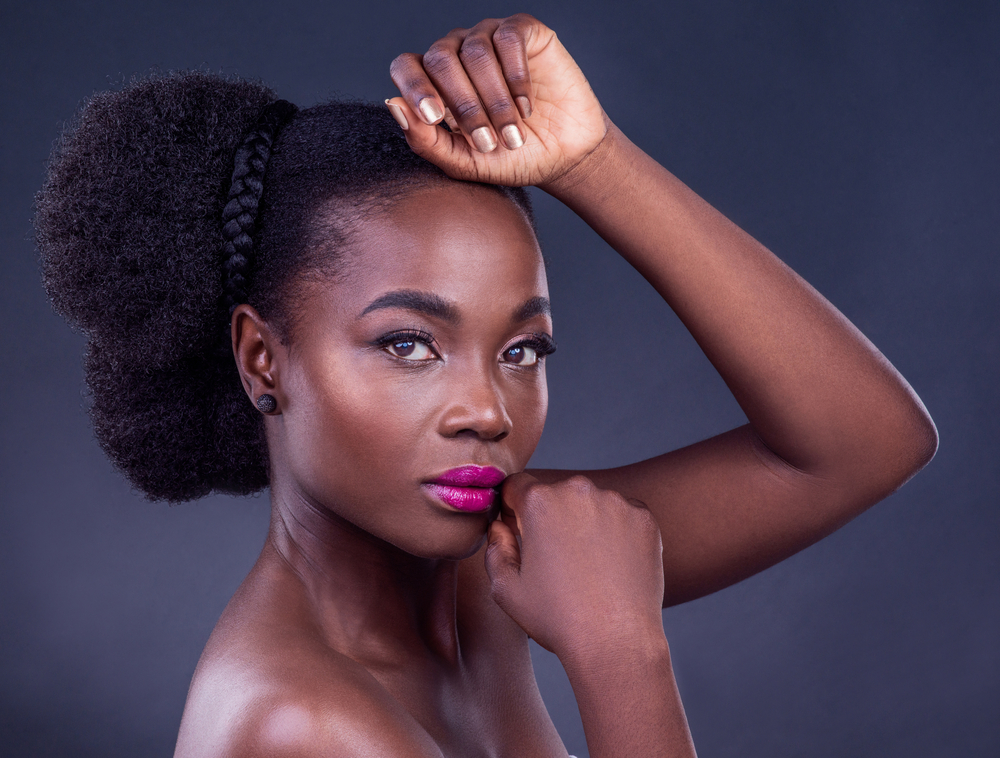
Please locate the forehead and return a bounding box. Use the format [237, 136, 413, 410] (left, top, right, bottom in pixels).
[334, 182, 547, 308]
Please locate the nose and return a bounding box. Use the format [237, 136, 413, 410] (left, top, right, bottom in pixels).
[438, 364, 512, 442]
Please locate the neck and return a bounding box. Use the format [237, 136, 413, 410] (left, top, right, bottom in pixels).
[264, 479, 463, 669]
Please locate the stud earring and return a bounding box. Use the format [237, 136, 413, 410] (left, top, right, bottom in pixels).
[256, 394, 277, 414]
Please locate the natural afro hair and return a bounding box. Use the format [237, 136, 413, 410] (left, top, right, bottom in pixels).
[35, 70, 533, 502]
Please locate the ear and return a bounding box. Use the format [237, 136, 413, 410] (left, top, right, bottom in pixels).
[231, 304, 285, 415]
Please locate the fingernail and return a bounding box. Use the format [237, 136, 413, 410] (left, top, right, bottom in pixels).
[443, 108, 460, 132]
[516, 96, 532, 119]
[385, 100, 408, 130]
[418, 97, 444, 125]
[472, 126, 497, 153]
[501, 124, 524, 149]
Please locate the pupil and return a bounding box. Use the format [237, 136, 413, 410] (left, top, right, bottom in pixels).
[394, 341, 415, 356]
[506, 347, 523, 363]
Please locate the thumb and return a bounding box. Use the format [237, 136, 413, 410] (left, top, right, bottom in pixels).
[484, 519, 521, 606]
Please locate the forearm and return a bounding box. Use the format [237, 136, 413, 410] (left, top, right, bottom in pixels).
[561, 634, 696, 758]
[543, 122, 936, 489]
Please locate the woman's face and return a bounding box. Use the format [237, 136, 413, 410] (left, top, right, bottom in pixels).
[272, 182, 551, 560]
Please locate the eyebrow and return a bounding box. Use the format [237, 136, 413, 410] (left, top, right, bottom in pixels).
[359, 290, 460, 323]
[357, 290, 551, 325]
[514, 296, 551, 322]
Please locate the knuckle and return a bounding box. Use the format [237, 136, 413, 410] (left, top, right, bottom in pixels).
[388, 52, 419, 78]
[421, 47, 454, 76]
[459, 35, 493, 66]
[402, 76, 430, 94]
[492, 23, 523, 48]
[561, 474, 598, 498]
[511, 479, 547, 511]
[451, 97, 484, 121]
[506, 13, 543, 40]
[502, 68, 530, 86]
[634, 504, 657, 528]
[484, 539, 505, 564]
[626, 499, 660, 535]
[483, 97, 516, 118]
[508, 12, 539, 26]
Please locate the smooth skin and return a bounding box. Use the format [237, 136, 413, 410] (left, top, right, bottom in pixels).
[174, 14, 937, 758]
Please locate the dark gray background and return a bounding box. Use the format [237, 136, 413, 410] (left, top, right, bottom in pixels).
[2, 0, 996, 755]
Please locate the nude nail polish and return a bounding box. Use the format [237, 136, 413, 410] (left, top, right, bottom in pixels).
[501, 124, 524, 149]
[385, 100, 408, 130]
[418, 97, 444, 124]
[516, 96, 532, 119]
[471, 126, 497, 153]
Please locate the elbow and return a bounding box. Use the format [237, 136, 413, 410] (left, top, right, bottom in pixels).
[827, 385, 939, 501]
[879, 393, 939, 493]
[907, 402, 939, 475]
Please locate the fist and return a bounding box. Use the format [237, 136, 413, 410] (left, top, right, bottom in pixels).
[387, 14, 608, 187]
[484, 473, 666, 660]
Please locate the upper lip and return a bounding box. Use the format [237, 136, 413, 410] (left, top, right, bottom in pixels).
[428, 465, 507, 488]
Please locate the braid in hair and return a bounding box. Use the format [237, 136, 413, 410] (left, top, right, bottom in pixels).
[221, 100, 298, 323]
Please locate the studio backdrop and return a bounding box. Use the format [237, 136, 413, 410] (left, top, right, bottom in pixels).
[2, 1, 997, 756]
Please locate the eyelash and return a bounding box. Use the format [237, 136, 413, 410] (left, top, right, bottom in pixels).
[370, 330, 557, 363]
[507, 334, 558, 361]
[371, 329, 438, 358]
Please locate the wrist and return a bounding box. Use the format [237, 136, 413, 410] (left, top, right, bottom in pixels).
[538, 114, 623, 200]
[558, 623, 672, 683]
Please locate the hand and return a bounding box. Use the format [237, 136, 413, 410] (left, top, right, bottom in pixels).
[484, 473, 666, 661]
[388, 14, 608, 188]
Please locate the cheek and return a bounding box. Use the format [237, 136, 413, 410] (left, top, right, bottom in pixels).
[505, 368, 549, 464]
[281, 357, 432, 501]
[288, 371, 428, 475]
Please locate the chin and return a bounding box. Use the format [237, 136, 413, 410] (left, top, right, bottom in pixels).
[398, 516, 492, 562]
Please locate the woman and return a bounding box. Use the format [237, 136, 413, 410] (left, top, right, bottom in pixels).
[35, 14, 936, 758]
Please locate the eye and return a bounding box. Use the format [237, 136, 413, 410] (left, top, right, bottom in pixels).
[500, 334, 556, 367]
[501, 344, 538, 366]
[373, 330, 438, 362]
[385, 338, 435, 361]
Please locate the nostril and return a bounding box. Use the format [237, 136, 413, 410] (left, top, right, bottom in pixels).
[438, 384, 513, 440]
[453, 428, 509, 442]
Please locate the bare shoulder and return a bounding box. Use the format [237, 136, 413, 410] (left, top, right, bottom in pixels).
[174, 570, 442, 758]
[174, 544, 562, 757]
[181, 666, 441, 757]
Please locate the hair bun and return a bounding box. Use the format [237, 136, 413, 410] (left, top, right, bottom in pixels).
[36, 71, 275, 369]
[35, 71, 275, 500]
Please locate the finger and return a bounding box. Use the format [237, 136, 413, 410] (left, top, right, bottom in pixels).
[456, 19, 526, 150]
[389, 52, 446, 126]
[421, 29, 501, 153]
[383, 97, 478, 179]
[499, 499, 520, 539]
[442, 107, 461, 133]
[384, 97, 411, 131]
[484, 519, 521, 605]
[499, 471, 543, 537]
[491, 14, 536, 120]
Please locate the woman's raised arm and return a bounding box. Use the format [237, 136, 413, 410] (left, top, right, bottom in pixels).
[387, 14, 937, 605]
[536, 120, 938, 605]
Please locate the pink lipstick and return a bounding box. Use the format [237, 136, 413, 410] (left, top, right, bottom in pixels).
[425, 466, 506, 512]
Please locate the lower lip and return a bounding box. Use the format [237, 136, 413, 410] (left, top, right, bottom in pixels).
[425, 484, 497, 512]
